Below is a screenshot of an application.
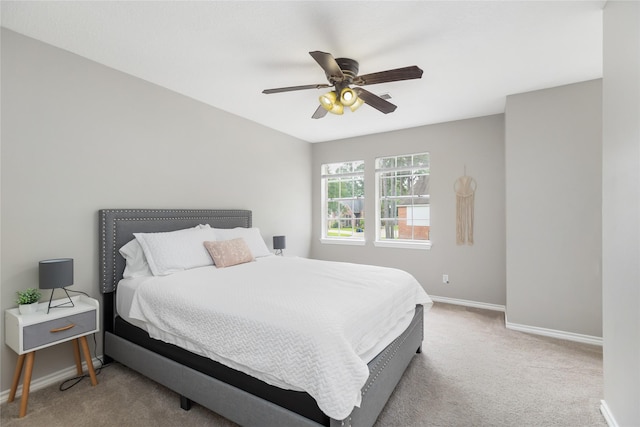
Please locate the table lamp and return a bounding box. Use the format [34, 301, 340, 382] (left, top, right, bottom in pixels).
[273, 236, 286, 256]
[39, 258, 74, 314]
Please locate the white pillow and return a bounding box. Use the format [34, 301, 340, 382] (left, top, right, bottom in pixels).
[120, 238, 153, 278]
[134, 225, 217, 276]
[119, 224, 211, 278]
[213, 227, 271, 258]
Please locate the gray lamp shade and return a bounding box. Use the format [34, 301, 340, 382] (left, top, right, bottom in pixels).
[273, 236, 286, 250]
[39, 258, 74, 289]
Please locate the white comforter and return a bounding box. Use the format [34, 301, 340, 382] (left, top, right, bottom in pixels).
[126, 256, 431, 420]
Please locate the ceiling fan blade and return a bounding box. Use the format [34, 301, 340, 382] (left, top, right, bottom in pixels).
[353, 87, 397, 114]
[309, 51, 345, 81]
[353, 66, 423, 86]
[262, 83, 331, 94]
[312, 105, 329, 119]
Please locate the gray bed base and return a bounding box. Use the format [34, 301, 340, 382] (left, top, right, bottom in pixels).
[99, 209, 424, 427]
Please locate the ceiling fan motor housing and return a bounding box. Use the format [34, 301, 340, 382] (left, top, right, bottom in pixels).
[331, 58, 359, 87]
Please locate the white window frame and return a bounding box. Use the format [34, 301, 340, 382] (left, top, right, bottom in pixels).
[320, 160, 366, 246]
[375, 153, 432, 250]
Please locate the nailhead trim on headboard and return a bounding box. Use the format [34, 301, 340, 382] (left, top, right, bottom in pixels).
[99, 209, 252, 294]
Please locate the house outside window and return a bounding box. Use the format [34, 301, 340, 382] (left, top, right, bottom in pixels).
[321, 160, 365, 245]
[375, 152, 431, 249]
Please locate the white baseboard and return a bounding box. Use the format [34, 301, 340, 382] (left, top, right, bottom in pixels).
[431, 296, 603, 346]
[505, 319, 603, 346]
[429, 295, 506, 312]
[0, 357, 102, 405]
[600, 400, 619, 427]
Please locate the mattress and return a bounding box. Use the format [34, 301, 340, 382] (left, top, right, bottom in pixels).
[116, 256, 432, 420]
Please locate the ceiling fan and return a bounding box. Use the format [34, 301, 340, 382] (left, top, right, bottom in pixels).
[262, 51, 423, 119]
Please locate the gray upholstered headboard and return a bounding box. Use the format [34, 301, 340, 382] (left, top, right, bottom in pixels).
[98, 209, 252, 294]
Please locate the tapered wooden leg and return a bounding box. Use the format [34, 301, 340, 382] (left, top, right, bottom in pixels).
[72, 339, 83, 375]
[8, 354, 26, 403]
[19, 352, 35, 418]
[79, 336, 98, 386]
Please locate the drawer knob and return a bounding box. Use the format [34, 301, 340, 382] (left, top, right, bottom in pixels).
[50, 324, 76, 333]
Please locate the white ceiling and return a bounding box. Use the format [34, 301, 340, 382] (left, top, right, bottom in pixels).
[1, 1, 604, 143]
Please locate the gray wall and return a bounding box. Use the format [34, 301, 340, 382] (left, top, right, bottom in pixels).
[504, 80, 603, 338]
[602, 1, 640, 425]
[310, 115, 507, 306]
[0, 29, 312, 392]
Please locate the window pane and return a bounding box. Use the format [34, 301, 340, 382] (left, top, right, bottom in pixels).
[377, 157, 395, 169]
[379, 219, 398, 239]
[324, 160, 364, 175]
[398, 176, 412, 196]
[380, 199, 396, 219]
[354, 179, 364, 197]
[353, 198, 364, 218]
[405, 205, 430, 226]
[380, 177, 395, 197]
[397, 156, 412, 168]
[327, 201, 340, 217]
[327, 219, 338, 231]
[413, 175, 429, 196]
[327, 181, 339, 199]
[340, 180, 354, 198]
[397, 215, 411, 239]
[339, 199, 353, 215]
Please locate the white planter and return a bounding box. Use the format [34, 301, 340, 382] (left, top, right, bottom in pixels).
[18, 303, 38, 315]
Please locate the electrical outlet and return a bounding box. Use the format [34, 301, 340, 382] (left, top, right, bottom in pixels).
[442, 274, 449, 284]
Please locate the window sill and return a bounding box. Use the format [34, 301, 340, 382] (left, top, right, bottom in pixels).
[320, 238, 366, 246]
[374, 240, 432, 250]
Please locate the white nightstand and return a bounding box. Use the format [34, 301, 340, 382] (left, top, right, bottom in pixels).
[5, 295, 100, 417]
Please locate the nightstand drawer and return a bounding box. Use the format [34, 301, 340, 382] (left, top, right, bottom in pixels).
[23, 310, 96, 351]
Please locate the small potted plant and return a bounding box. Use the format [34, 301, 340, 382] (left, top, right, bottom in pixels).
[16, 288, 42, 315]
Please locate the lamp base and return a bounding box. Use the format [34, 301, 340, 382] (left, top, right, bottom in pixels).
[46, 288, 75, 314]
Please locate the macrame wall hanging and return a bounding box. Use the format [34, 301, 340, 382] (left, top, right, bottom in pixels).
[454, 167, 477, 245]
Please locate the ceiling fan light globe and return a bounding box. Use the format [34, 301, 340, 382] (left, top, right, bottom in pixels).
[330, 103, 344, 115]
[340, 88, 357, 107]
[350, 97, 365, 112]
[319, 91, 338, 111]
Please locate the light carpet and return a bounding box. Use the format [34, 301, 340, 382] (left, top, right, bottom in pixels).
[1, 302, 605, 426]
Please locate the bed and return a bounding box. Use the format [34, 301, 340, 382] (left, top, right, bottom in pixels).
[99, 209, 431, 427]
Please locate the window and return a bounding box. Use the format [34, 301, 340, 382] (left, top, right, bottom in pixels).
[375, 153, 431, 249]
[321, 160, 365, 244]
